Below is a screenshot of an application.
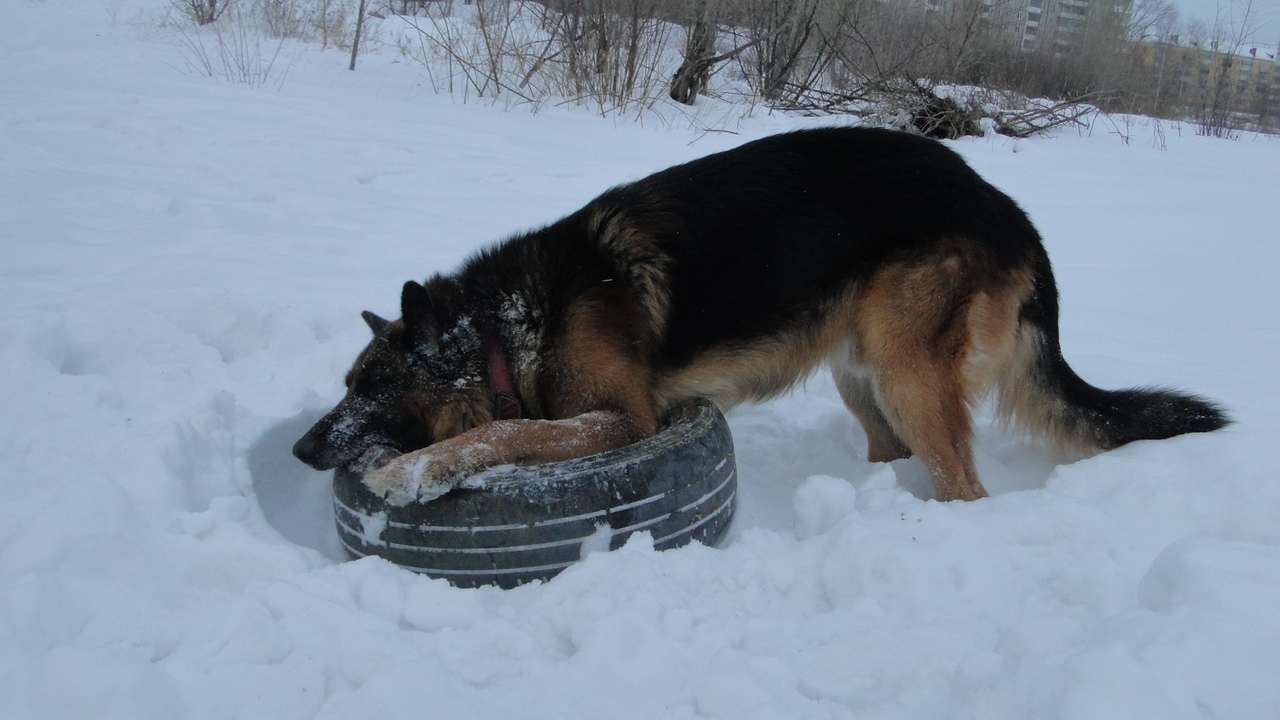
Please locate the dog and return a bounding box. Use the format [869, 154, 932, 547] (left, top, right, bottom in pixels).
[293, 127, 1228, 504]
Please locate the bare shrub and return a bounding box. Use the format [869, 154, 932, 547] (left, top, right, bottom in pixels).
[402, 0, 534, 101]
[253, 0, 368, 48]
[170, 0, 384, 86]
[176, 0, 234, 26]
[404, 0, 678, 116]
[256, 0, 307, 38]
[538, 0, 677, 111]
[175, 8, 288, 87]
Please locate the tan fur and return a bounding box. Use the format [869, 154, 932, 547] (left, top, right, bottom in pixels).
[362, 411, 649, 503]
[850, 261, 974, 500]
[647, 252, 1039, 502]
[832, 371, 912, 463]
[550, 294, 658, 437]
[843, 250, 1033, 501]
[588, 207, 672, 343]
[653, 285, 866, 412]
[994, 322, 1095, 452]
[960, 272, 1032, 405]
[653, 334, 826, 411]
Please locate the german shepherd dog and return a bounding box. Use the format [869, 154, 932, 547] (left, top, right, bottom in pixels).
[293, 127, 1228, 504]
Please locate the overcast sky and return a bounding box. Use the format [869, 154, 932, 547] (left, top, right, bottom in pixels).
[1174, 0, 1280, 48]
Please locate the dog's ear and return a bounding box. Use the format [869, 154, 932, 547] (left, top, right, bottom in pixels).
[361, 310, 389, 335]
[400, 280, 441, 355]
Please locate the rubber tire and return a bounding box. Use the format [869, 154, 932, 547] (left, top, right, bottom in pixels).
[333, 398, 737, 589]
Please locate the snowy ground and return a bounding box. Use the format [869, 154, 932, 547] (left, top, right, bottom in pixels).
[4, 2, 1280, 718]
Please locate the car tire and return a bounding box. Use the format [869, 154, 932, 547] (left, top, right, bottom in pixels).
[332, 398, 737, 588]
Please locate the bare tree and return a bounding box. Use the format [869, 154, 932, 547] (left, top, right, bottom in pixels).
[738, 0, 822, 101]
[1187, 0, 1261, 137]
[404, 0, 676, 115]
[1127, 0, 1180, 42]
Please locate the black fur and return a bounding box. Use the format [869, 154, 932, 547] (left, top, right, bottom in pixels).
[447, 128, 1044, 369]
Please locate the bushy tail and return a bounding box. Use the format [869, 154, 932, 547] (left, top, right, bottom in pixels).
[998, 262, 1230, 451]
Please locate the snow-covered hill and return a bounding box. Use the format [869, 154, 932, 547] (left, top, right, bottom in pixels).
[3, 2, 1280, 718]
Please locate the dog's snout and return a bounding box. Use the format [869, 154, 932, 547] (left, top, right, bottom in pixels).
[291, 432, 317, 463]
[292, 431, 335, 471]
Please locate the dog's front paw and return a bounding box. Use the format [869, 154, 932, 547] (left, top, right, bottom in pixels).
[348, 444, 401, 474]
[361, 450, 457, 506]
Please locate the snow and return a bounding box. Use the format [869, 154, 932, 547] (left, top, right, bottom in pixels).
[3, 1, 1280, 718]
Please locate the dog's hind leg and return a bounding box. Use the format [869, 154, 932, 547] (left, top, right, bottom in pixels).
[832, 368, 911, 463]
[852, 257, 988, 502]
[869, 356, 985, 502]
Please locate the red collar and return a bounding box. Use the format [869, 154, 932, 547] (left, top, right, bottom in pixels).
[487, 336, 522, 420]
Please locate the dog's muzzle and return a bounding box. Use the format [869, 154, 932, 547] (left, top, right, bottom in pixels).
[292, 430, 341, 471]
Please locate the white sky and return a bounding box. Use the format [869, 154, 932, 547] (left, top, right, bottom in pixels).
[1174, 0, 1280, 48]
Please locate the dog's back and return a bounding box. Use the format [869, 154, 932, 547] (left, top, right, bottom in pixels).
[583, 129, 1041, 363]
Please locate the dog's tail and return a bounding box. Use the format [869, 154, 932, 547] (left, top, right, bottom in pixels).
[997, 257, 1229, 451]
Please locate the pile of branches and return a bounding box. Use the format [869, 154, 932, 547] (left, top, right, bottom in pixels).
[772, 81, 1100, 139]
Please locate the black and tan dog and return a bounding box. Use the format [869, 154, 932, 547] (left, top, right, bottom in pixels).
[293, 127, 1228, 504]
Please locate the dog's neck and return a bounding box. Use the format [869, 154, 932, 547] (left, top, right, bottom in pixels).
[486, 336, 522, 420]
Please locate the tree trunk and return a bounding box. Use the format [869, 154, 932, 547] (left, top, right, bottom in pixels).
[349, 0, 368, 71]
[669, 0, 716, 105]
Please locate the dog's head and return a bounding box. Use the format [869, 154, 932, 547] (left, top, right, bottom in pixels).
[292, 279, 491, 471]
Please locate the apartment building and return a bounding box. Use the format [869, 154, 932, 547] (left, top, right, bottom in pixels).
[1133, 38, 1280, 129]
[904, 0, 1134, 52]
[1014, 0, 1133, 51]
